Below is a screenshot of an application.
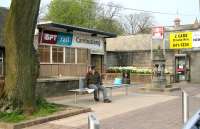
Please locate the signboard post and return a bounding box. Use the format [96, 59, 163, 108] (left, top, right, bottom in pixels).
[151, 27, 164, 82]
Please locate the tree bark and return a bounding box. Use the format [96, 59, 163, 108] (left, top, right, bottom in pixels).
[1, 0, 41, 113]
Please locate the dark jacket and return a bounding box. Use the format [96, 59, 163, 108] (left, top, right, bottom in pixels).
[85, 71, 102, 87]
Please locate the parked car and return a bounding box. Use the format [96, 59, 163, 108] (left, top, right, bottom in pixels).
[182, 109, 200, 129]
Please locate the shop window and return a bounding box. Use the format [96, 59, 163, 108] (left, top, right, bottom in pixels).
[38, 45, 50, 63]
[77, 48, 88, 63]
[52, 46, 64, 63]
[0, 51, 3, 76]
[65, 48, 75, 63]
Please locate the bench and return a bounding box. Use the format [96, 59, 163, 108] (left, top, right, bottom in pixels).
[68, 88, 95, 104]
[103, 83, 134, 100]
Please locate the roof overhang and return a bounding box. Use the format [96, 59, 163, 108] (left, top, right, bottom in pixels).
[37, 22, 117, 38]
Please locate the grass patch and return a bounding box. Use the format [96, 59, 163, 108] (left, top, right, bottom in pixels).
[0, 111, 26, 123]
[0, 98, 61, 123]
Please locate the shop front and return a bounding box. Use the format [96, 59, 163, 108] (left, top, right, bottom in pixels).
[37, 22, 116, 78]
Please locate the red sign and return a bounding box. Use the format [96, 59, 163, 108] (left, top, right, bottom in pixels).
[152, 27, 164, 39]
[39, 31, 57, 44]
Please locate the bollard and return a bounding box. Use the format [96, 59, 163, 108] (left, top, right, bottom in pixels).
[182, 90, 189, 124]
[88, 113, 100, 129]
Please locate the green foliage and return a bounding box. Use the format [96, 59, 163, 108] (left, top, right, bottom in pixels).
[33, 97, 59, 117]
[95, 18, 125, 35]
[0, 111, 26, 123]
[46, 0, 96, 28]
[46, 0, 125, 34]
[107, 66, 152, 74]
[0, 98, 59, 123]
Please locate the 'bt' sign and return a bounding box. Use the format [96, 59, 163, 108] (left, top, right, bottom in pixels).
[40, 31, 57, 44]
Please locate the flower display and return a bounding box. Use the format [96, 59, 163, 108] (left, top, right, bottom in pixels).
[107, 66, 171, 74]
[107, 66, 152, 74]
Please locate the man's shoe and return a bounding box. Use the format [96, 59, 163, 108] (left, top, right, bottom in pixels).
[104, 99, 111, 103]
[94, 98, 99, 102]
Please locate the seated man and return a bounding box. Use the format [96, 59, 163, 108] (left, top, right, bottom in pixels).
[85, 65, 111, 103]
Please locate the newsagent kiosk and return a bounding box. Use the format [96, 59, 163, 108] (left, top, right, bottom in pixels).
[36, 22, 116, 78]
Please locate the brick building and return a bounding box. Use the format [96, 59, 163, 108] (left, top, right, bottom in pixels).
[106, 18, 200, 83]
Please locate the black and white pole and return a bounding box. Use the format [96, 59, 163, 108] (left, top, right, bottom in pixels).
[182, 90, 189, 124]
[88, 113, 100, 129]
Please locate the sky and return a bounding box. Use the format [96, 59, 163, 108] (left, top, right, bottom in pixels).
[1, 0, 199, 26]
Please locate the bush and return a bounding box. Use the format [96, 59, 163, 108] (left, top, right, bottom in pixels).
[107, 66, 152, 74]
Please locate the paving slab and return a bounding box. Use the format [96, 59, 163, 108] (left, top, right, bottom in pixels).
[25, 90, 177, 129]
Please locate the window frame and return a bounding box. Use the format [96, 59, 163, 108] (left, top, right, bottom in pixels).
[38, 45, 51, 64]
[52, 46, 64, 64]
[39, 44, 89, 65]
[0, 51, 4, 76]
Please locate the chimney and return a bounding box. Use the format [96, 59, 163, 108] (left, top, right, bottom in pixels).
[174, 17, 181, 28]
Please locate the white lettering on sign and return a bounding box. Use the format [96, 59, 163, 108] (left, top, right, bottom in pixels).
[44, 33, 57, 41]
[74, 36, 101, 46]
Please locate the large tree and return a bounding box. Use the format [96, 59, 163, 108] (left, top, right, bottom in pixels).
[0, 0, 41, 113]
[95, 2, 125, 35]
[124, 13, 154, 35]
[46, 0, 96, 28]
[46, 0, 125, 34]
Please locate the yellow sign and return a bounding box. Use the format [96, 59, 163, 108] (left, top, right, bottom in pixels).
[170, 32, 192, 49]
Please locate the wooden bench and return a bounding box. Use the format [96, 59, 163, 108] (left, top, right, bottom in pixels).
[68, 88, 95, 104]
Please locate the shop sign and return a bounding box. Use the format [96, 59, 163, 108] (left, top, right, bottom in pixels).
[73, 36, 101, 47]
[193, 31, 200, 48]
[72, 33, 104, 54]
[152, 27, 164, 39]
[170, 32, 192, 49]
[40, 31, 57, 44]
[57, 32, 73, 46]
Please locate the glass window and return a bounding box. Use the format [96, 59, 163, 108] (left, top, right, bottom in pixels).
[65, 48, 75, 63]
[0, 50, 3, 76]
[52, 46, 64, 63]
[77, 48, 88, 64]
[38, 45, 50, 63]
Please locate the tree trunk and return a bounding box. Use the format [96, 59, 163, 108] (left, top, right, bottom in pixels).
[1, 0, 41, 113]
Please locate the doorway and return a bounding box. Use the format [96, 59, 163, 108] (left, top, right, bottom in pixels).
[91, 54, 104, 74]
[174, 54, 190, 82]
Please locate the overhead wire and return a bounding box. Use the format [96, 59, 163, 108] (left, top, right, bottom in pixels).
[76, 0, 196, 17]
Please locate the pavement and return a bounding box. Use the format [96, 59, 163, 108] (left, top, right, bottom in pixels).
[25, 82, 200, 129]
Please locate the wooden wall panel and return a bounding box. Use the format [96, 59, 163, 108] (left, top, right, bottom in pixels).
[40, 64, 88, 77]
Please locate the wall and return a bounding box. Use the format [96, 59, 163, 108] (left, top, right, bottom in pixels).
[190, 51, 200, 83]
[106, 50, 177, 73]
[36, 79, 79, 97]
[104, 73, 173, 84]
[40, 64, 87, 77]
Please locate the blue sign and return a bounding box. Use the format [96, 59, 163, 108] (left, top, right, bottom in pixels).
[57, 32, 73, 46]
